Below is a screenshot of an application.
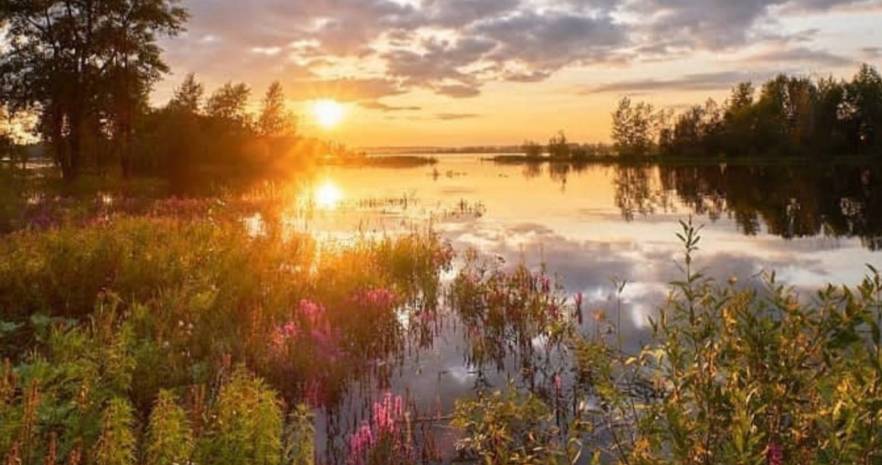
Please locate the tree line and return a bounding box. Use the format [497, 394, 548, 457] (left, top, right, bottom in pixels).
[0, 1, 346, 185]
[612, 64, 882, 158]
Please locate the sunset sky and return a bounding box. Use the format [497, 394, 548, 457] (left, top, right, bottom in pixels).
[154, 0, 882, 147]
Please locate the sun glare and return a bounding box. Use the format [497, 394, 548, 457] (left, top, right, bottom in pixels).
[314, 181, 343, 210]
[313, 99, 345, 129]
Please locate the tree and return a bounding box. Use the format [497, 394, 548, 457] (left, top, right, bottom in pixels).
[206, 82, 252, 126]
[611, 97, 657, 157]
[168, 74, 204, 115]
[257, 82, 295, 138]
[843, 64, 882, 154]
[522, 140, 544, 158]
[0, 0, 187, 180]
[547, 131, 571, 159]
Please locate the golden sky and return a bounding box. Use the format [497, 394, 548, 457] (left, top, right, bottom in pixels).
[154, 0, 882, 147]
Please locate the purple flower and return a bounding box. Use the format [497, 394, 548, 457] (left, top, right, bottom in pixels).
[767, 442, 783, 465]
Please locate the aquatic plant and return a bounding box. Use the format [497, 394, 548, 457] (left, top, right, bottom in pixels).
[452, 387, 578, 465]
[449, 252, 571, 371]
[346, 393, 413, 465]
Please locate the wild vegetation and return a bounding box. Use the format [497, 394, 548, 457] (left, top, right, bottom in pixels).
[2, 164, 881, 465]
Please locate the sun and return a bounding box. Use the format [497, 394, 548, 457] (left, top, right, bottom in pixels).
[312, 99, 345, 129]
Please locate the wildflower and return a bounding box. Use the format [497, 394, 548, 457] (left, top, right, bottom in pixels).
[354, 288, 397, 311]
[767, 442, 783, 465]
[347, 392, 409, 465]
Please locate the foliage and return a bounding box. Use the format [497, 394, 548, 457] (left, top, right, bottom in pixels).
[651, 64, 882, 158]
[453, 388, 574, 465]
[548, 131, 572, 159]
[198, 367, 283, 465]
[145, 390, 194, 465]
[258, 82, 297, 138]
[612, 97, 659, 157]
[450, 218, 882, 465]
[94, 397, 137, 465]
[0, 0, 188, 179]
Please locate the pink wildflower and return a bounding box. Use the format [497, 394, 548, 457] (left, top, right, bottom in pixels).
[354, 288, 397, 311]
[767, 442, 783, 465]
[553, 374, 563, 398]
[270, 321, 299, 355]
[347, 392, 408, 465]
[541, 276, 551, 293]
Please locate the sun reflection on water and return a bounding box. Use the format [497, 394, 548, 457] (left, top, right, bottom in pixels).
[314, 180, 344, 210]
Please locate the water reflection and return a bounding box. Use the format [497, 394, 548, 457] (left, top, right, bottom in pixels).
[315, 180, 344, 210]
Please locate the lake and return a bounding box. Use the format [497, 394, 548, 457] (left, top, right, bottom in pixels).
[274, 155, 882, 461]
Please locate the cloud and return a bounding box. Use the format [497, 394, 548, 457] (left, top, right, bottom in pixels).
[359, 101, 422, 112]
[283, 78, 404, 102]
[587, 71, 775, 94]
[744, 46, 853, 67]
[159, 0, 879, 102]
[435, 113, 481, 120]
[631, 0, 882, 50]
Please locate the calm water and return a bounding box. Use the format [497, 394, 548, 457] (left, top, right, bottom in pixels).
[283, 155, 882, 461]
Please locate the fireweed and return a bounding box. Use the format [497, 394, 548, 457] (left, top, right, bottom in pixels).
[2, 201, 882, 465]
[0, 210, 452, 465]
[346, 392, 414, 465]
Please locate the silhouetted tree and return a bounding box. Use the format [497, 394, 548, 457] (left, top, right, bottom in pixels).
[547, 131, 571, 159]
[206, 83, 251, 127]
[612, 97, 656, 157]
[651, 64, 882, 158]
[0, 0, 187, 180]
[522, 140, 544, 158]
[168, 74, 204, 115]
[257, 82, 295, 138]
[842, 64, 882, 154]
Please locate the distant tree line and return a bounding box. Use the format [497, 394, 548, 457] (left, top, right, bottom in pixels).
[611, 64, 882, 158]
[521, 132, 615, 161]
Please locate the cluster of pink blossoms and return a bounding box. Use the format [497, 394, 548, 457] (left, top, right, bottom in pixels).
[347, 393, 408, 465]
[354, 288, 397, 310]
[270, 299, 335, 357]
[767, 442, 783, 465]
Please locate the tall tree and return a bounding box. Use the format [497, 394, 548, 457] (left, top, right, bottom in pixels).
[611, 97, 657, 157]
[168, 73, 204, 115]
[257, 81, 295, 138]
[0, 0, 187, 180]
[206, 82, 251, 127]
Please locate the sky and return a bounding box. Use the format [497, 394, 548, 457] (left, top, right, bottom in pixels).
[154, 0, 882, 147]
